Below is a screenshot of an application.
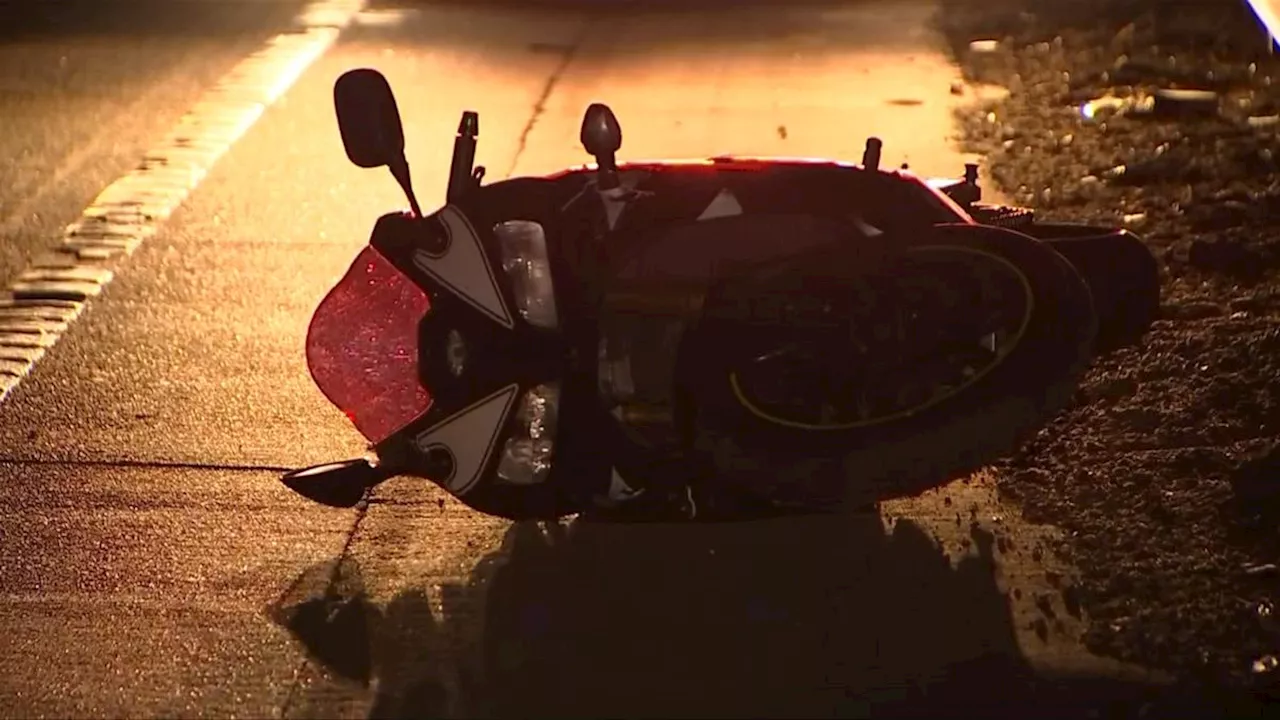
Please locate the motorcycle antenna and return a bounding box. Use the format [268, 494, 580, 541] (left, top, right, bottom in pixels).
[447, 111, 479, 205]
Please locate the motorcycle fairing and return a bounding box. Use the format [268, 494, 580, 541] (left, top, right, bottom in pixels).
[305, 203, 552, 496]
[364, 183, 575, 500]
[305, 244, 433, 444]
[548, 158, 972, 245]
[411, 383, 520, 495]
[410, 205, 514, 330]
[305, 198, 537, 456]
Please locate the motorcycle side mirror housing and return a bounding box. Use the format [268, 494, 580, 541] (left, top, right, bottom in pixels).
[334, 68, 404, 169]
[280, 458, 393, 509]
[333, 68, 423, 217]
[580, 103, 622, 190]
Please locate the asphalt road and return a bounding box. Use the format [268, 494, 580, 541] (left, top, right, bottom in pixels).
[0, 1, 1170, 717]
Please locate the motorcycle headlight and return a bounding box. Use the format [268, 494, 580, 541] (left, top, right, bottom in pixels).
[494, 220, 559, 329]
[496, 382, 560, 485]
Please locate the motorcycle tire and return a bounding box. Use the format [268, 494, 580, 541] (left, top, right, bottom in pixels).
[684, 223, 1099, 509]
[1031, 225, 1160, 353]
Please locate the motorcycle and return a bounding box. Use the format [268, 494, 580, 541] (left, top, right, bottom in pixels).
[280, 68, 1160, 522]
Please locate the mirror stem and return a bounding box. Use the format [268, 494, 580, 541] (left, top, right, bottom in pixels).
[389, 155, 424, 218]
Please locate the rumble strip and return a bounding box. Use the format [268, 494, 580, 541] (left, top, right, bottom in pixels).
[0, 0, 367, 404]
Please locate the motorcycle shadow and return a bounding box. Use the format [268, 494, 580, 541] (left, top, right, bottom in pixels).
[272, 511, 1181, 719]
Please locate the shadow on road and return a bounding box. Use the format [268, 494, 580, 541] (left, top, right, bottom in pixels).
[268, 510, 1204, 719]
[468, 513, 1032, 718]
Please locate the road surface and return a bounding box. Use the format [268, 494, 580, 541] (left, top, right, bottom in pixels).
[0, 0, 1164, 716]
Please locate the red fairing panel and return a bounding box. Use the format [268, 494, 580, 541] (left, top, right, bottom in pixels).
[306, 245, 433, 444]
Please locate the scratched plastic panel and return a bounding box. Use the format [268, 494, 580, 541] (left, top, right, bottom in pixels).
[306, 245, 432, 444]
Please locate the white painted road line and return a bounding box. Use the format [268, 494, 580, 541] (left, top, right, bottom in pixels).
[0, 0, 367, 404]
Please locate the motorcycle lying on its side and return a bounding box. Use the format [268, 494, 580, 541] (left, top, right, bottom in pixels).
[280, 68, 1160, 522]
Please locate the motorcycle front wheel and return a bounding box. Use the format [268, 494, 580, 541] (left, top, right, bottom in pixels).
[682, 223, 1098, 509]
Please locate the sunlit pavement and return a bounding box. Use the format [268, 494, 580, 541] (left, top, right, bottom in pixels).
[0, 1, 1163, 717]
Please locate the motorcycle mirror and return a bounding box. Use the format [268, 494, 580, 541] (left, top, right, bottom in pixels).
[580, 103, 622, 161]
[581, 103, 622, 190]
[333, 68, 424, 217]
[280, 458, 392, 509]
[333, 68, 405, 169]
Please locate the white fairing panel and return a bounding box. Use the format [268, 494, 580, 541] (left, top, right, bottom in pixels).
[412, 205, 514, 329]
[414, 384, 520, 495]
[697, 188, 744, 221]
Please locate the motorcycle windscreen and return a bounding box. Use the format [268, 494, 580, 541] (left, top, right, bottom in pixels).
[306, 245, 432, 444]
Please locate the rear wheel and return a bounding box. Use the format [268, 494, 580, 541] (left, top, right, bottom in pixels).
[684, 223, 1098, 509]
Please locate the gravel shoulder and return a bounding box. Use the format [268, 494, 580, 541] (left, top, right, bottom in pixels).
[937, 0, 1280, 696]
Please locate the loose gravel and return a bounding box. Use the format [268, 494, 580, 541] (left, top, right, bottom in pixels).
[938, 0, 1280, 695]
